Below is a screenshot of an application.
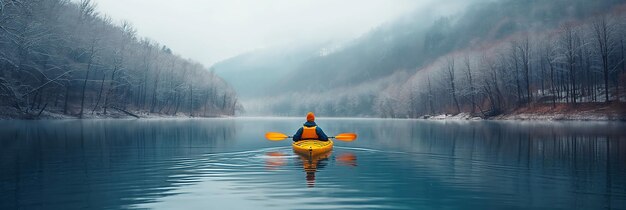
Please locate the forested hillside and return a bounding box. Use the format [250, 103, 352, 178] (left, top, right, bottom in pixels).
[383, 12, 626, 118]
[0, 0, 239, 119]
[220, 0, 626, 117]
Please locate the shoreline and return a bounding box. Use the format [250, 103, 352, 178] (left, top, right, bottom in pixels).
[421, 102, 626, 121]
[1, 102, 624, 121]
[419, 113, 625, 122]
[0, 106, 229, 120]
[2, 113, 622, 122]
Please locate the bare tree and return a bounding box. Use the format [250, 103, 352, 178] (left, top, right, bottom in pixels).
[463, 55, 476, 113]
[427, 74, 435, 114]
[517, 35, 532, 103]
[592, 15, 617, 102]
[510, 42, 523, 105]
[561, 23, 578, 105]
[543, 37, 558, 107]
[445, 56, 461, 113]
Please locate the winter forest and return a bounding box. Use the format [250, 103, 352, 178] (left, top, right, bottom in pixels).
[1, 0, 626, 119]
[374, 13, 626, 118]
[0, 0, 239, 119]
[222, 1, 626, 119]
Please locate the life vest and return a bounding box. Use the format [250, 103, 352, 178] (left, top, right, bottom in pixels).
[301, 126, 319, 140]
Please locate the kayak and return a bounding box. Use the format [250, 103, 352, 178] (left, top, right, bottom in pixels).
[292, 140, 333, 156]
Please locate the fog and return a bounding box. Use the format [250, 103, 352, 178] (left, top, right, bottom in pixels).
[209, 0, 626, 116]
[90, 0, 430, 66]
[3, 0, 624, 119]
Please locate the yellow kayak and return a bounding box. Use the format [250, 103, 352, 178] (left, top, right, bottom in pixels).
[292, 140, 333, 156]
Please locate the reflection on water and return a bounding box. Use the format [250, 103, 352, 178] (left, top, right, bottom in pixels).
[264, 151, 343, 188]
[1, 118, 625, 209]
[302, 152, 329, 187]
[300, 151, 331, 188]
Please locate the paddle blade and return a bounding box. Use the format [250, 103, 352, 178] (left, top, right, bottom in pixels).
[265, 132, 289, 141]
[334, 133, 357, 141]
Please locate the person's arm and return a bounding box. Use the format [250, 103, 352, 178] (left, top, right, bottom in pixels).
[293, 128, 303, 141]
[316, 127, 329, 141]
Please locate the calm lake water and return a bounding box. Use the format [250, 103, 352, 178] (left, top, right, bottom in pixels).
[1, 118, 626, 209]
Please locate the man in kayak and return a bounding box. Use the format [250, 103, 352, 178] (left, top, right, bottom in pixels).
[293, 112, 329, 141]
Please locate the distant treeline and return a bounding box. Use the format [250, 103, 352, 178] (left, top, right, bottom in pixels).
[0, 0, 239, 118]
[379, 12, 626, 118]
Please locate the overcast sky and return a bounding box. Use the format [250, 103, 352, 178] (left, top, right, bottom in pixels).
[90, 0, 428, 66]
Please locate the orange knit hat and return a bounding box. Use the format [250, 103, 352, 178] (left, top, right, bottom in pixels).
[306, 112, 315, 122]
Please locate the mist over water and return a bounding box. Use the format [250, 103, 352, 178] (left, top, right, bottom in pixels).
[1, 119, 625, 209]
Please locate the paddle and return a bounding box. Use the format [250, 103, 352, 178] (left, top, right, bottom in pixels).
[333, 133, 357, 141]
[265, 132, 357, 142]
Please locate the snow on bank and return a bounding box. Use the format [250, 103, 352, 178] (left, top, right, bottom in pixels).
[422, 113, 482, 120]
[420, 112, 625, 121]
[490, 113, 624, 121]
[419, 102, 626, 122]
